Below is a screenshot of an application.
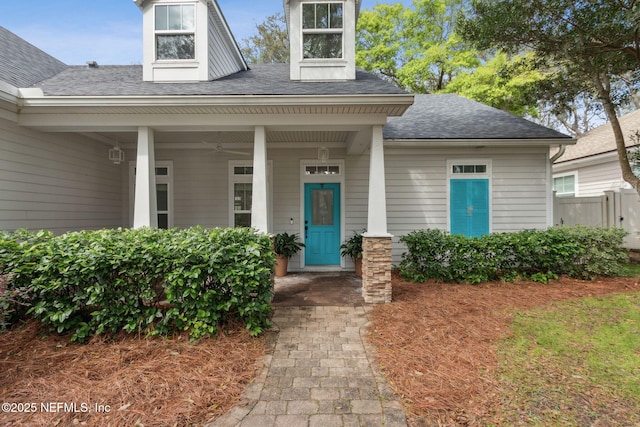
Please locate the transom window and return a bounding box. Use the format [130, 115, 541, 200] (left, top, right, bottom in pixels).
[302, 2, 344, 59]
[305, 165, 341, 175]
[452, 164, 487, 174]
[155, 4, 195, 60]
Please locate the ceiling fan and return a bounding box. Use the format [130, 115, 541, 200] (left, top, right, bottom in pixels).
[201, 141, 251, 156]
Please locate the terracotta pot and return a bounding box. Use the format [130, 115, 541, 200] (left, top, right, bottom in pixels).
[275, 255, 289, 277]
[354, 257, 363, 277]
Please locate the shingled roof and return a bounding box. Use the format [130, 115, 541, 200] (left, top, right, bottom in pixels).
[0, 26, 67, 88]
[384, 94, 572, 140]
[554, 109, 640, 163]
[33, 63, 406, 96]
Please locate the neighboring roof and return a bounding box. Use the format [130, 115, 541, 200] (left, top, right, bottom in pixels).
[384, 94, 572, 140]
[33, 64, 407, 96]
[554, 109, 640, 163]
[0, 26, 68, 88]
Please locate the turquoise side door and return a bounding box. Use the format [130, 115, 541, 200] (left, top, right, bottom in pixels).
[304, 183, 341, 265]
[450, 179, 489, 237]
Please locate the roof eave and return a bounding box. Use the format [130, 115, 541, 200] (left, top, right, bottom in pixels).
[384, 137, 576, 147]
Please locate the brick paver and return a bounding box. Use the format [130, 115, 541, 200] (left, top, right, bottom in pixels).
[208, 306, 407, 427]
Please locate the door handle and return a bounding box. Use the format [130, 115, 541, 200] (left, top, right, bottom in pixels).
[305, 226, 308, 239]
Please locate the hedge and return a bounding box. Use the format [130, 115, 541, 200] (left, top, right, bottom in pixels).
[0, 227, 275, 342]
[399, 226, 628, 284]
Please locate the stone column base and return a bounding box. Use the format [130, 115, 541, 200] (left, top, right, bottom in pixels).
[362, 236, 393, 304]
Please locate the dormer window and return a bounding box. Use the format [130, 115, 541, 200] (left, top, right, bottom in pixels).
[302, 2, 344, 59]
[155, 4, 196, 60]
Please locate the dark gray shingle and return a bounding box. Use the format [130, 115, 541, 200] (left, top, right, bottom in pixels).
[35, 63, 407, 96]
[384, 94, 572, 140]
[0, 26, 67, 88]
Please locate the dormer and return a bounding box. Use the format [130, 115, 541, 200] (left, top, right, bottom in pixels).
[134, 0, 247, 82]
[284, 0, 360, 81]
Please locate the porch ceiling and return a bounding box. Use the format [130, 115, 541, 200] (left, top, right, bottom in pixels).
[87, 129, 354, 149]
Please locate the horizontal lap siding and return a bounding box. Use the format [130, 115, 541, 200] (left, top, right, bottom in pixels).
[385, 147, 550, 262]
[0, 118, 122, 233]
[577, 161, 622, 196]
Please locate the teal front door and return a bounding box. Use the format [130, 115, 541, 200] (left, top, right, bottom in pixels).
[450, 179, 489, 237]
[304, 183, 341, 265]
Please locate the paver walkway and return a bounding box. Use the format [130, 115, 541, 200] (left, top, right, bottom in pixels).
[208, 305, 408, 427]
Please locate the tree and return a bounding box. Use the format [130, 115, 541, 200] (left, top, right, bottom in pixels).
[444, 52, 545, 117]
[356, 0, 479, 93]
[240, 13, 289, 64]
[458, 0, 640, 194]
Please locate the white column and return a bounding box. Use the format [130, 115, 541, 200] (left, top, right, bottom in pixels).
[251, 126, 269, 234]
[133, 126, 157, 228]
[365, 125, 390, 237]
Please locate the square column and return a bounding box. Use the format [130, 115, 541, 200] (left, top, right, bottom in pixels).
[362, 236, 393, 303]
[363, 125, 393, 303]
[133, 126, 157, 228]
[251, 126, 269, 234]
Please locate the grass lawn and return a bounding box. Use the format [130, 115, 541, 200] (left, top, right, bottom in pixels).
[369, 271, 640, 426]
[495, 292, 640, 426]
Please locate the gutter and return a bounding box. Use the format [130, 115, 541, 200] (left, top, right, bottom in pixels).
[550, 144, 567, 163]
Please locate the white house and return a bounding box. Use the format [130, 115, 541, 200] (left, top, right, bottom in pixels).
[0, 0, 572, 302]
[552, 109, 640, 249]
[552, 109, 640, 197]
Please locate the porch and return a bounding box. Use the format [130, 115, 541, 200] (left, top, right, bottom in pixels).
[120, 126, 394, 303]
[272, 272, 364, 306]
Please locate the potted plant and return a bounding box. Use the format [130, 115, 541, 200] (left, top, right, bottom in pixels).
[273, 232, 305, 277]
[341, 230, 364, 277]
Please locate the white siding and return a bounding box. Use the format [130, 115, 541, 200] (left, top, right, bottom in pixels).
[576, 160, 623, 196]
[122, 145, 550, 267]
[207, 5, 245, 80]
[384, 147, 550, 262]
[0, 118, 123, 233]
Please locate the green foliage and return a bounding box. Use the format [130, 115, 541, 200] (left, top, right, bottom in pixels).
[458, 0, 640, 193]
[340, 229, 364, 261]
[399, 226, 628, 284]
[240, 13, 289, 64]
[0, 229, 54, 329]
[1, 228, 273, 342]
[444, 52, 545, 117]
[273, 232, 304, 259]
[356, 0, 479, 93]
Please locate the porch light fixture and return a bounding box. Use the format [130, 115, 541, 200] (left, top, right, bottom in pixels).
[109, 144, 125, 165]
[318, 147, 329, 162]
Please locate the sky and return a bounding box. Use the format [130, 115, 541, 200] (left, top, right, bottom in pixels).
[0, 0, 410, 66]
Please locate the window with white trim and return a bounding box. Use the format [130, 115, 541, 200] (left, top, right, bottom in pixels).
[302, 2, 344, 59]
[553, 174, 576, 197]
[155, 4, 196, 60]
[129, 162, 174, 229]
[229, 161, 273, 228]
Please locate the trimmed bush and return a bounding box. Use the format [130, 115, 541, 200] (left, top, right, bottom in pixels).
[1, 227, 274, 342]
[0, 230, 54, 329]
[399, 226, 628, 284]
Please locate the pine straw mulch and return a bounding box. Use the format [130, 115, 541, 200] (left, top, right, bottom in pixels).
[368, 273, 640, 427]
[0, 322, 265, 427]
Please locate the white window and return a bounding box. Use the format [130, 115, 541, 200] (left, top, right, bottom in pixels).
[228, 161, 273, 229]
[129, 161, 174, 229]
[553, 173, 576, 197]
[155, 4, 196, 60]
[302, 2, 344, 59]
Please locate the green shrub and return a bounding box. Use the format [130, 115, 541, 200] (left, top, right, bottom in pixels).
[160, 227, 275, 339]
[399, 226, 627, 284]
[7, 227, 274, 342]
[0, 229, 53, 329]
